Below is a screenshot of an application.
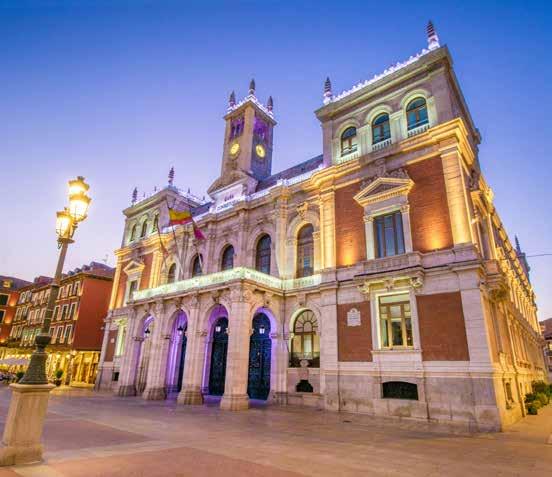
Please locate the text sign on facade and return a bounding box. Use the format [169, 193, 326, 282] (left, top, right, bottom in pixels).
[347, 308, 361, 327]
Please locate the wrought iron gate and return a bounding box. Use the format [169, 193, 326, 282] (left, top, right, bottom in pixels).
[208, 317, 228, 396]
[247, 314, 271, 400]
[176, 333, 187, 392]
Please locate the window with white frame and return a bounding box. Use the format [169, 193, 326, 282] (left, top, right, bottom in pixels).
[374, 211, 405, 258]
[67, 283, 73, 296]
[68, 302, 77, 320]
[53, 306, 60, 321]
[378, 293, 413, 349]
[115, 323, 127, 356]
[74, 281, 81, 296]
[61, 304, 68, 320]
[64, 325, 73, 343]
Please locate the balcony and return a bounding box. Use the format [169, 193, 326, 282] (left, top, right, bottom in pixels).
[133, 267, 322, 302]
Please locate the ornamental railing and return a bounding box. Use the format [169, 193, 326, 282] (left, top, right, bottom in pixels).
[133, 267, 322, 301]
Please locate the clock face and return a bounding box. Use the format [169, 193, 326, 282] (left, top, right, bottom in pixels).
[229, 142, 240, 157]
[255, 144, 266, 159]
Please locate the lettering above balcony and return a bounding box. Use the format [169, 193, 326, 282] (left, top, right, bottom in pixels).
[132, 267, 322, 302]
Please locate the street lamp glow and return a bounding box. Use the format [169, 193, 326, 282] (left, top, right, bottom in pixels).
[68, 176, 90, 196]
[56, 209, 73, 238]
[68, 192, 91, 223]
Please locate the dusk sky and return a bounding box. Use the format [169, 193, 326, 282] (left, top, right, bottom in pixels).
[2, 0, 551, 320]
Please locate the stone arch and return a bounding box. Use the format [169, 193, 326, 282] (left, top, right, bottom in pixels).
[201, 303, 230, 395]
[245, 225, 276, 271]
[165, 308, 189, 394]
[285, 209, 321, 278]
[334, 117, 362, 140]
[365, 103, 393, 125]
[400, 87, 436, 135]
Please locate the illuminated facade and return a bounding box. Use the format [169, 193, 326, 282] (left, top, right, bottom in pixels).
[97, 23, 546, 430]
[5, 263, 113, 386]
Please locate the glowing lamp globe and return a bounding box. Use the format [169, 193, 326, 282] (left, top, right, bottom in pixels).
[68, 176, 90, 196]
[68, 192, 91, 223]
[56, 210, 72, 238]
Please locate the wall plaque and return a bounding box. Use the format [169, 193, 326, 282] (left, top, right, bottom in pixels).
[347, 308, 361, 327]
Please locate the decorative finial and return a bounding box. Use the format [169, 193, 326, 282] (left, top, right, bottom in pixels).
[515, 235, 521, 253]
[187, 187, 191, 194]
[427, 20, 440, 50]
[267, 95, 273, 112]
[323, 77, 333, 104]
[131, 187, 138, 204]
[168, 166, 175, 186]
[249, 78, 256, 95]
[229, 90, 236, 107]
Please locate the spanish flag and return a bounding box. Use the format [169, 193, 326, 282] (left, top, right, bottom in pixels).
[168, 207, 192, 226]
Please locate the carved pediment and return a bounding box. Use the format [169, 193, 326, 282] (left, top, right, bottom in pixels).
[123, 259, 146, 276]
[354, 172, 414, 207]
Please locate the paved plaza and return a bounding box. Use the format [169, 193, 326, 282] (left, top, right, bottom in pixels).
[0, 386, 550, 477]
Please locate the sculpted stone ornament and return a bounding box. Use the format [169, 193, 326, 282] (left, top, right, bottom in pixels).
[296, 202, 309, 221]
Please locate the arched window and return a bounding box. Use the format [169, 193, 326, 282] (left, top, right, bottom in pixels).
[406, 97, 428, 130]
[340, 126, 357, 156]
[167, 263, 177, 283]
[221, 245, 234, 271]
[129, 224, 137, 242]
[372, 113, 391, 144]
[290, 310, 320, 368]
[296, 224, 314, 278]
[152, 214, 159, 233]
[191, 255, 203, 277]
[140, 220, 148, 238]
[255, 234, 271, 274]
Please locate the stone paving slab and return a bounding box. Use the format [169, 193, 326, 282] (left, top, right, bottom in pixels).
[0, 387, 551, 476]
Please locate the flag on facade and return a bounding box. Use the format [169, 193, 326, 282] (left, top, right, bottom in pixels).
[168, 207, 192, 226]
[193, 222, 205, 240]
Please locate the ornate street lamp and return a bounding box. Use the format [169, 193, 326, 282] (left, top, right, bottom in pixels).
[0, 177, 91, 466]
[20, 176, 91, 385]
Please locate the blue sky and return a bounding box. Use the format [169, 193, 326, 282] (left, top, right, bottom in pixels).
[1, 0, 552, 320]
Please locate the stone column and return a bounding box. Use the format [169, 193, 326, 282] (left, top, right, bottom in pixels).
[319, 287, 339, 411]
[142, 304, 170, 400]
[400, 204, 413, 253]
[220, 287, 251, 411]
[94, 313, 112, 391]
[0, 383, 56, 466]
[364, 215, 375, 260]
[178, 297, 205, 405]
[439, 144, 473, 246]
[319, 190, 336, 269]
[116, 309, 141, 396]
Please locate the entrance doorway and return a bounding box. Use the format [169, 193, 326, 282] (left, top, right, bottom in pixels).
[208, 317, 228, 396]
[247, 313, 271, 400]
[176, 327, 187, 392]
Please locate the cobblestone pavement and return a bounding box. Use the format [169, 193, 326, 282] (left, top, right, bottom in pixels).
[0, 386, 551, 477]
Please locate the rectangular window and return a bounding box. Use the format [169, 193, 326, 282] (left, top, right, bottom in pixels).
[68, 303, 77, 320]
[0, 294, 8, 306]
[0, 310, 5, 323]
[53, 306, 59, 321]
[126, 280, 138, 304]
[61, 305, 68, 320]
[374, 211, 405, 258]
[65, 325, 73, 343]
[74, 281, 81, 296]
[378, 293, 413, 349]
[115, 324, 127, 356]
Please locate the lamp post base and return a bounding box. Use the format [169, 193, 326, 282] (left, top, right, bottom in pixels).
[0, 383, 55, 466]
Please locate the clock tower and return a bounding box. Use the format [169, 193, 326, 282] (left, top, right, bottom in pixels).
[208, 80, 276, 199]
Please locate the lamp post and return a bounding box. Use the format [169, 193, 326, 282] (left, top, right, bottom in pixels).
[0, 177, 91, 466]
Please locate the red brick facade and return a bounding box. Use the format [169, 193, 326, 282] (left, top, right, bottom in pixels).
[406, 156, 454, 253]
[416, 292, 470, 361]
[334, 183, 366, 267]
[337, 301, 372, 361]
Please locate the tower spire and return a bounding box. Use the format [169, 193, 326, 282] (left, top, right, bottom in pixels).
[249, 78, 256, 96]
[267, 95, 273, 113]
[131, 187, 138, 204]
[168, 166, 175, 186]
[323, 76, 333, 104]
[229, 90, 236, 108]
[427, 20, 440, 50]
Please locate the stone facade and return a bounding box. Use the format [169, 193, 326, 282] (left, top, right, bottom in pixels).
[96, 25, 546, 431]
